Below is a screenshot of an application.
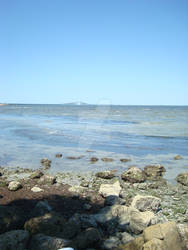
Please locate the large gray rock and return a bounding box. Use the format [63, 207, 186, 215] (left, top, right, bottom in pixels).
[144, 164, 166, 180]
[95, 170, 116, 179]
[99, 181, 121, 197]
[176, 172, 188, 186]
[131, 195, 161, 212]
[8, 181, 22, 191]
[0, 230, 29, 250]
[121, 166, 146, 183]
[29, 234, 71, 250]
[0, 206, 26, 233]
[38, 174, 56, 185]
[40, 158, 51, 169]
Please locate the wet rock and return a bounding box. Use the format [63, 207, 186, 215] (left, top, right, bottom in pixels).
[96, 170, 116, 179]
[55, 153, 62, 158]
[120, 158, 131, 163]
[144, 164, 166, 180]
[8, 181, 22, 191]
[104, 195, 125, 206]
[29, 234, 71, 250]
[176, 172, 188, 186]
[40, 158, 51, 169]
[143, 221, 183, 250]
[121, 166, 146, 183]
[117, 236, 144, 250]
[129, 210, 156, 234]
[102, 236, 121, 249]
[32, 200, 52, 217]
[24, 212, 66, 236]
[174, 155, 183, 160]
[0, 230, 30, 250]
[90, 157, 99, 163]
[31, 186, 44, 192]
[72, 227, 101, 249]
[67, 156, 84, 160]
[131, 195, 161, 212]
[99, 181, 121, 197]
[101, 157, 114, 162]
[0, 206, 27, 233]
[30, 170, 44, 179]
[38, 174, 56, 185]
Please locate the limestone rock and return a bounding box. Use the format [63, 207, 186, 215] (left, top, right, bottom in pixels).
[8, 181, 22, 191]
[176, 172, 188, 186]
[121, 166, 146, 183]
[29, 234, 71, 250]
[143, 238, 166, 250]
[144, 165, 166, 180]
[131, 195, 161, 212]
[99, 181, 121, 197]
[120, 158, 131, 163]
[96, 170, 116, 179]
[31, 186, 44, 192]
[177, 223, 188, 250]
[0, 230, 30, 250]
[39, 174, 56, 185]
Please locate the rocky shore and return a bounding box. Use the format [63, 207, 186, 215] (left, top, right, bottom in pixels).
[0, 160, 188, 249]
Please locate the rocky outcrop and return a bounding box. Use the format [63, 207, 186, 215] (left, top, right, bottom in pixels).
[176, 172, 188, 186]
[99, 181, 121, 197]
[0, 230, 30, 250]
[144, 164, 166, 180]
[121, 166, 146, 183]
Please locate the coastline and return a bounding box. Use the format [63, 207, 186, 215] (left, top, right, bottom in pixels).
[0, 103, 8, 106]
[0, 163, 187, 249]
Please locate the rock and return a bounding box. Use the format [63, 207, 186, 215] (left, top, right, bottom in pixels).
[143, 221, 183, 250]
[30, 170, 44, 179]
[143, 238, 166, 250]
[117, 236, 144, 250]
[131, 195, 161, 212]
[102, 236, 121, 249]
[39, 174, 56, 185]
[129, 210, 156, 234]
[121, 166, 146, 183]
[72, 227, 101, 249]
[80, 180, 89, 187]
[31, 186, 44, 192]
[177, 224, 188, 250]
[144, 164, 166, 180]
[0, 230, 30, 250]
[24, 212, 66, 236]
[67, 156, 83, 160]
[32, 200, 52, 216]
[174, 155, 183, 160]
[120, 158, 131, 163]
[104, 195, 125, 206]
[29, 234, 71, 250]
[101, 157, 114, 162]
[83, 203, 92, 211]
[68, 185, 86, 194]
[40, 158, 51, 169]
[176, 172, 188, 186]
[95, 170, 116, 179]
[0, 180, 8, 187]
[8, 181, 22, 191]
[0, 206, 27, 233]
[99, 181, 121, 197]
[56, 153, 62, 158]
[72, 214, 97, 229]
[120, 232, 134, 244]
[90, 157, 99, 163]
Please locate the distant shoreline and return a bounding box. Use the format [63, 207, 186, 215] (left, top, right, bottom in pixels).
[0, 104, 8, 106]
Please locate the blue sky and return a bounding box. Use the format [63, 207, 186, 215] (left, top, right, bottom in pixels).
[0, 0, 188, 105]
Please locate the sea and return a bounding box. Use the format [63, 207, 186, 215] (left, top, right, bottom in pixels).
[0, 104, 188, 181]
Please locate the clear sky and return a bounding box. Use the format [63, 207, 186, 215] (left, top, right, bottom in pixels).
[0, 0, 188, 105]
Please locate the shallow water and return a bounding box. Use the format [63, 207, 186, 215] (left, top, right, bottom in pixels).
[0, 104, 188, 180]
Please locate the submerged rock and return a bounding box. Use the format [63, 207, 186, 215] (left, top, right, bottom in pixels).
[95, 170, 116, 179]
[120, 158, 131, 163]
[0, 230, 30, 250]
[67, 156, 84, 160]
[40, 158, 51, 169]
[90, 157, 99, 163]
[99, 181, 121, 197]
[55, 153, 62, 158]
[121, 166, 146, 183]
[101, 157, 114, 162]
[174, 155, 183, 160]
[144, 164, 166, 180]
[8, 181, 22, 191]
[176, 172, 188, 186]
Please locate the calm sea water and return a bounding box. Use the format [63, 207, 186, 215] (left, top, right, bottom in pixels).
[0, 104, 188, 180]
